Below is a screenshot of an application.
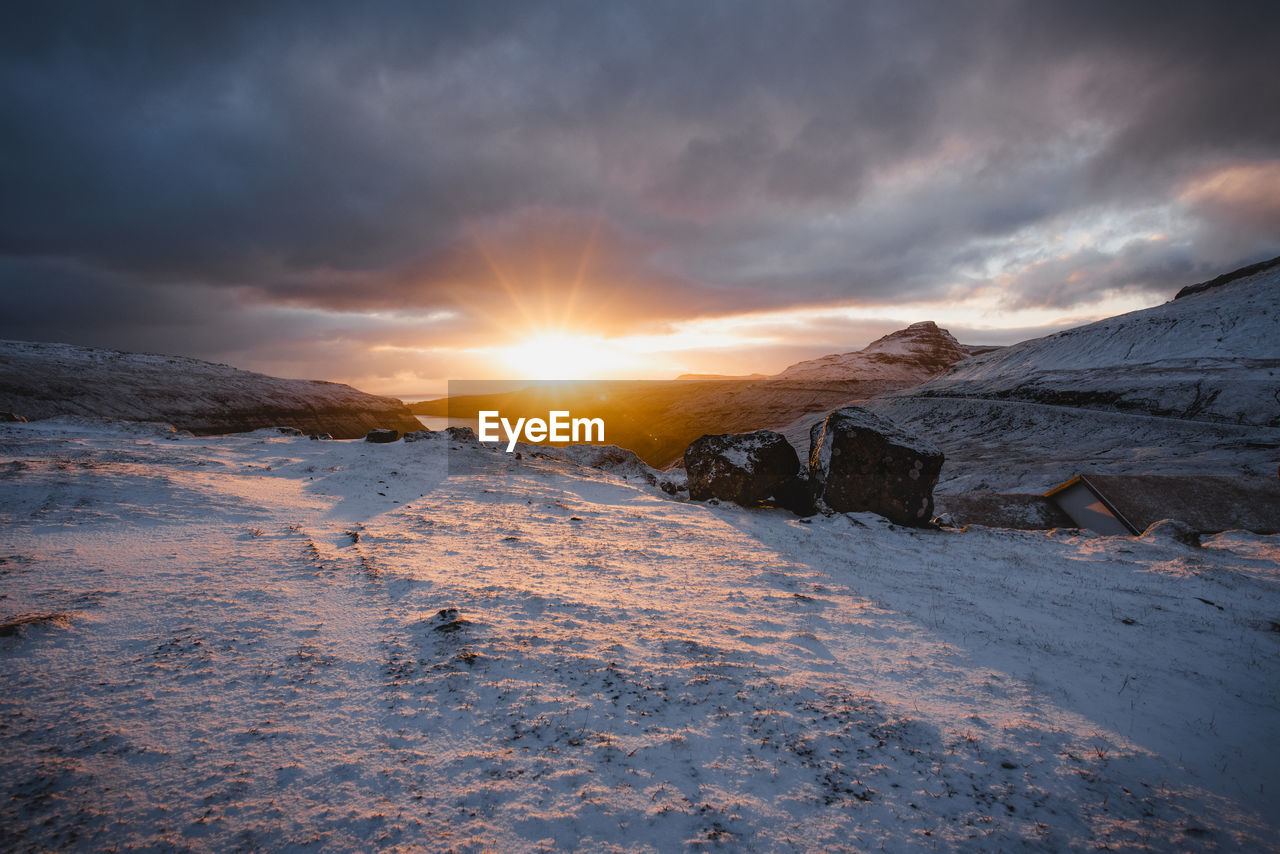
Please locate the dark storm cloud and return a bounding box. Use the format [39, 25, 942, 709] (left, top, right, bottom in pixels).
[2, 0, 1278, 363]
[998, 241, 1199, 311]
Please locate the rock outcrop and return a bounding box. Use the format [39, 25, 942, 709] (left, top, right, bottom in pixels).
[532, 444, 659, 485]
[0, 339, 423, 439]
[1174, 254, 1280, 300]
[809, 407, 943, 526]
[445, 426, 478, 443]
[773, 321, 977, 382]
[685, 430, 802, 507]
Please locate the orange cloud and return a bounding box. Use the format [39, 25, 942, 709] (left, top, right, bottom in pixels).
[1180, 161, 1280, 233]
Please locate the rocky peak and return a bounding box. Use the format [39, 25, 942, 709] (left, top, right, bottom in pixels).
[1173, 254, 1280, 300]
[861, 321, 969, 362]
[774, 321, 974, 381]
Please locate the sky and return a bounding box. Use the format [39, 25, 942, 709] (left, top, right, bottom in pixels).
[2, 1, 1278, 395]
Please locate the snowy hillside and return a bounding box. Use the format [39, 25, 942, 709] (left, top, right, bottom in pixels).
[0, 339, 422, 439]
[773, 321, 979, 382]
[862, 396, 1280, 493]
[2, 420, 1278, 850]
[898, 259, 1280, 427]
[859, 259, 1280, 493]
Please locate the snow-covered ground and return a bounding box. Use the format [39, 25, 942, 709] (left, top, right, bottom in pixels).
[2, 421, 1278, 851]
[860, 397, 1280, 494]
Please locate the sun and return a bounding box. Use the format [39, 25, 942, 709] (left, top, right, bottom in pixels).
[498, 332, 635, 380]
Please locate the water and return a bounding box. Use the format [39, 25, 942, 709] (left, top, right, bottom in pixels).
[415, 415, 480, 432]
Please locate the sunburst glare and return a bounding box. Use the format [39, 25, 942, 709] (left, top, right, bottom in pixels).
[498, 332, 639, 380]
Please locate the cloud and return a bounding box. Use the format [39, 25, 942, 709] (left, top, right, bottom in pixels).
[1180, 162, 1280, 239]
[996, 240, 1197, 311]
[1, 0, 1278, 383]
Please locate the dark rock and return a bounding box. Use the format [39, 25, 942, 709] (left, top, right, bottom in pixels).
[770, 473, 817, 516]
[809, 407, 943, 526]
[308, 432, 332, 440]
[402, 430, 432, 442]
[431, 607, 471, 633]
[273, 426, 304, 436]
[365, 429, 400, 443]
[685, 430, 801, 507]
[445, 426, 478, 443]
[1174, 254, 1280, 299]
[2, 412, 27, 422]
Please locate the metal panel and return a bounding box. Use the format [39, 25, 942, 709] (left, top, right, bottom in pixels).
[1050, 482, 1132, 535]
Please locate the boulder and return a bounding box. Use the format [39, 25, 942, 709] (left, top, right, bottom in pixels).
[402, 429, 433, 442]
[809, 407, 943, 526]
[365, 428, 400, 443]
[445, 426, 478, 443]
[536, 444, 658, 484]
[685, 430, 802, 507]
[771, 473, 817, 517]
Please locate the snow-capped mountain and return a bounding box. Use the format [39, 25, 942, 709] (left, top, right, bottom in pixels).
[0, 339, 423, 438]
[773, 321, 986, 382]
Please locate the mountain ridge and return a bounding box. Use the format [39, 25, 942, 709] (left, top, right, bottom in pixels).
[0, 338, 423, 438]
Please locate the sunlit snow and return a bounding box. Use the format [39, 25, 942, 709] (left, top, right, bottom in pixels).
[2, 421, 1277, 850]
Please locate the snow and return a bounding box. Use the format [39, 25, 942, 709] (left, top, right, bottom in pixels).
[815, 407, 943, 457]
[863, 396, 1280, 494]
[714, 432, 773, 468]
[897, 264, 1280, 428]
[2, 421, 1278, 850]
